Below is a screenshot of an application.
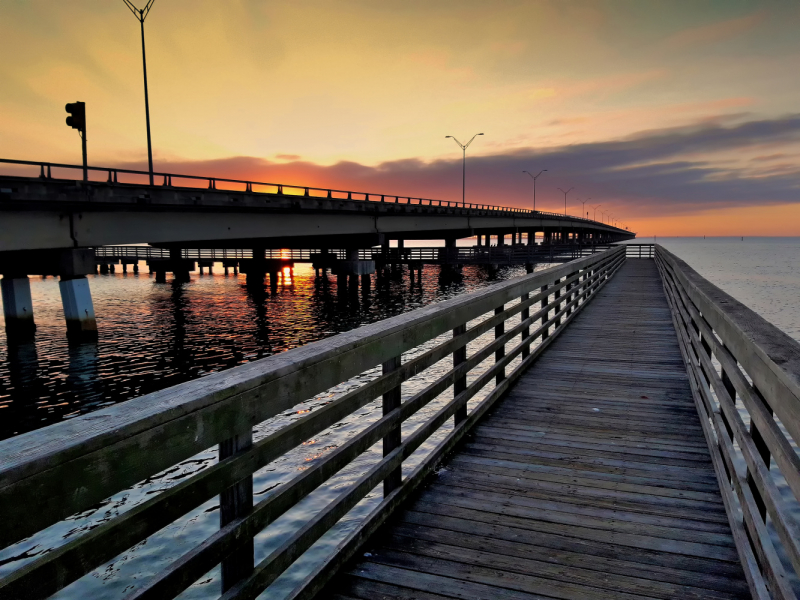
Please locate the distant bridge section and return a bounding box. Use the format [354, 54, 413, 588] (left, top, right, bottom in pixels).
[0, 159, 633, 252]
[0, 158, 634, 339]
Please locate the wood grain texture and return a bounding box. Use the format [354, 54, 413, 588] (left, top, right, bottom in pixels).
[324, 260, 750, 600]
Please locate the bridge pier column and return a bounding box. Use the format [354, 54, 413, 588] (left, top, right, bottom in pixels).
[59, 276, 97, 339]
[1, 276, 36, 338]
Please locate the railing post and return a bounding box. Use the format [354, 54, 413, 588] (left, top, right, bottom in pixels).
[746, 383, 772, 521]
[219, 428, 254, 592]
[554, 278, 562, 327]
[521, 291, 530, 359]
[566, 271, 577, 316]
[495, 305, 505, 384]
[382, 356, 402, 496]
[453, 324, 467, 425]
[541, 284, 549, 339]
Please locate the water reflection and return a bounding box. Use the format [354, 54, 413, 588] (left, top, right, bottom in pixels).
[66, 341, 100, 408]
[1, 340, 40, 439]
[0, 263, 538, 440]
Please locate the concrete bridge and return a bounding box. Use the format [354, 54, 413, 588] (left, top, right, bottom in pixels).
[0, 158, 633, 338]
[1, 245, 797, 600]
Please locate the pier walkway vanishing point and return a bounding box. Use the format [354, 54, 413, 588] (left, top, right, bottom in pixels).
[327, 259, 750, 600]
[2, 245, 800, 600]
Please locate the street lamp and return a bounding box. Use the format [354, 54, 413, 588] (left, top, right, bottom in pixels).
[557, 187, 573, 216]
[580, 197, 591, 219]
[600, 210, 607, 224]
[446, 133, 483, 206]
[522, 169, 547, 211]
[123, 0, 157, 186]
[591, 204, 601, 221]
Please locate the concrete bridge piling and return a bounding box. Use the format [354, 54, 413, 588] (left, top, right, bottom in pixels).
[0, 248, 97, 340]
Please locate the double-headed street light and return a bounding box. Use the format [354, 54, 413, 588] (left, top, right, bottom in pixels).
[446, 133, 483, 206]
[123, 0, 157, 186]
[522, 169, 547, 211]
[557, 187, 573, 216]
[591, 204, 601, 221]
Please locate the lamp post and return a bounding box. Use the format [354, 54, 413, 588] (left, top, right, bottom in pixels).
[446, 133, 483, 206]
[522, 169, 547, 211]
[600, 210, 607, 224]
[557, 187, 573, 216]
[591, 204, 601, 221]
[123, 0, 157, 186]
[580, 197, 590, 219]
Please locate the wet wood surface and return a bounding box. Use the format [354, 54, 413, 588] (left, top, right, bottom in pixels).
[325, 260, 749, 600]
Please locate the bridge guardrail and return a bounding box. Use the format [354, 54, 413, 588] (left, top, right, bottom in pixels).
[656, 245, 800, 600]
[94, 244, 617, 265]
[0, 157, 629, 230]
[0, 247, 625, 600]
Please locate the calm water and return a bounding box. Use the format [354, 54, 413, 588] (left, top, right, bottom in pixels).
[0, 261, 543, 599]
[0, 263, 533, 440]
[642, 236, 800, 342]
[2, 238, 799, 598]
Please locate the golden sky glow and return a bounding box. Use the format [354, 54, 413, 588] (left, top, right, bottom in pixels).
[2, 1, 799, 236]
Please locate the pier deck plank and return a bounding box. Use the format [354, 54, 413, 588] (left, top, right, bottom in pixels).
[326, 260, 749, 600]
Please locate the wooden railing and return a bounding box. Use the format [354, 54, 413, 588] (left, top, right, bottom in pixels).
[0, 247, 625, 600]
[623, 243, 655, 258]
[656, 245, 800, 600]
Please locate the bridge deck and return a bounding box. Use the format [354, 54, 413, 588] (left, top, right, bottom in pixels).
[326, 260, 749, 600]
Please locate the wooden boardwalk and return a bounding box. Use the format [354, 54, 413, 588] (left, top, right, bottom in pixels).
[326, 260, 750, 600]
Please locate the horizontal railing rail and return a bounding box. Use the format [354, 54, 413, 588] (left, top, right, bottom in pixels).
[0, 247, 625, 600]
[0, 157, 627, 229]
[623, 243, 655, 258]
[656, 245, 800, 600]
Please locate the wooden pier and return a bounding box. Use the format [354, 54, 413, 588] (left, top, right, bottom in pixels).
[2, 245, 799, 600]
[327, 259, 750, 599]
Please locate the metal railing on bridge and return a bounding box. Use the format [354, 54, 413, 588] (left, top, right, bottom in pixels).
[0, 247, 625, 600]
[0, 157, 618, 227]
[93, 244, 618, 266]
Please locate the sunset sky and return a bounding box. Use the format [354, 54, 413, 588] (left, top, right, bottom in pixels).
[2, 1, 799, 236]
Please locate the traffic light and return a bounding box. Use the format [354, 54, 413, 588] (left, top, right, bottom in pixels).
[65, 101, 88, 180]
[65, 102, 86, 131]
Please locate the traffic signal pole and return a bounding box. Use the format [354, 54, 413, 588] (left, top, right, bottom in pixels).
[81, 130, 87, 182]
[65, 102, 87, 181]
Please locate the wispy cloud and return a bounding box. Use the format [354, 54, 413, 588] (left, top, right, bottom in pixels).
[663, 11, 766, 49]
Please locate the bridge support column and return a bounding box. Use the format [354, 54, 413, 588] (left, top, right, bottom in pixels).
[59, 276, 97, 338]
[1, 276, 36, 338]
